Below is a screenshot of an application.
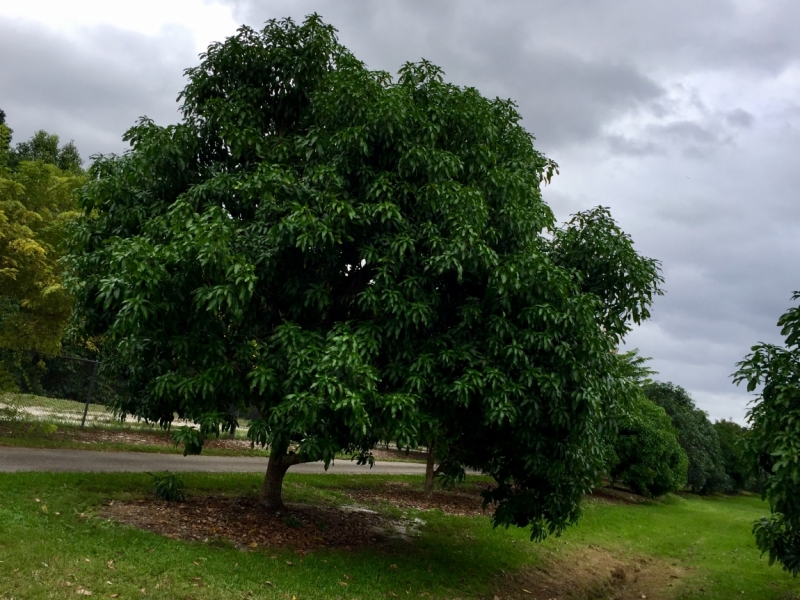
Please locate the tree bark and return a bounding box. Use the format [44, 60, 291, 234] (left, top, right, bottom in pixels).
[262, 444, 301, 512]
[424, 442, 436, 500]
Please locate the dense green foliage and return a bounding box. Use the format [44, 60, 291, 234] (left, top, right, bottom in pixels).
[608, 393, 688, 497]
[714, 419, 759, 493]
[66, 16, 662, 538]
[150, 472, 187, 502]
[0, 116, 83, 376]
[643, 381, 729, 494]
[8, 129, 83, 174]
[735, 292, 800, 575]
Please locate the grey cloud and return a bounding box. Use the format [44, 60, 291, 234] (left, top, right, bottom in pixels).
[0, 18, 195, 158]
[604, 107, 759, 159]
[726, 108, 755, 128]
[605, 135, 664, 157]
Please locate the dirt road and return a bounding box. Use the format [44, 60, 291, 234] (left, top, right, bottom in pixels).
[0, 447, 427, 475]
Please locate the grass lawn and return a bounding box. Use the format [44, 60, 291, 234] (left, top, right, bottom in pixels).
[0, 472, 797, 600]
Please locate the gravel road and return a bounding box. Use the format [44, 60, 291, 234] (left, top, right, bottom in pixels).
[0, 447, 427, 475]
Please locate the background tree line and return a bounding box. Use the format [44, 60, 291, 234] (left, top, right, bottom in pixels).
[0, 109, 124, 404]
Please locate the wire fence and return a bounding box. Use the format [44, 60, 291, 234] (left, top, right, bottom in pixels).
[0, 347, 128, 428]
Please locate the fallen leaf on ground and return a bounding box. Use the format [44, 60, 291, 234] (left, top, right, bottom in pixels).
[76, 588, 93, 596]
[107, 560, 115, 570]
[338, 581, 348, 586]
[265, 581, 274, 587]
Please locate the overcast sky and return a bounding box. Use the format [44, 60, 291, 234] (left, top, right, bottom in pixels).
[2, 0, 798, 423]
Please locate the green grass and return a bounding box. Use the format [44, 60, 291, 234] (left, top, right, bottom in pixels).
[0, 472, 798, 599]
[556, 492, 793, 598]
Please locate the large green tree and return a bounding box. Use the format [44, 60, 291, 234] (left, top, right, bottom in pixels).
[608, 393, 688, 497]
[643, 381, 729, 494]
[713, 419, 759, 493]
[0, 115, 82, 361]
[67, 16, 662, 537]
[600, 351, 687, 498]
[735, 292, 800, 575]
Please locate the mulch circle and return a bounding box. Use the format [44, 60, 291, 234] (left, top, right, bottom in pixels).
[102, 496, 405, 553]
[101, 482, 494, 553]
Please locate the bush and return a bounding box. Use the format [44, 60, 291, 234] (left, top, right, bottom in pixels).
[643, 381, 730, 494]
[714, 419, 761, 493]
[150, 473, 186, 502]
[609, 394, 688, 497]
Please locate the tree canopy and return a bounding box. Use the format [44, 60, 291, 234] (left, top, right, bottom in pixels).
[713, 419, 759, 493]
[735, 292, 800, 575]
[608, 392, 687, 497]
[9, 130, 83, 174]
[643, 381, 729, 494]
[0, 116, 82, 360]
[67, 15, 663, 538]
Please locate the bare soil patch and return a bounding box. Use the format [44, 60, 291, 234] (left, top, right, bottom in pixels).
[102, 495, 417, 553]
[347, 480, 492, 516]
[586, 486, 651, 505]
[492, 546, 686, 600]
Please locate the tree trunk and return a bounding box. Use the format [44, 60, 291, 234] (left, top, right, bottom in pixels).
[424, 442, 436, 500]
[262, 444, 301, 512]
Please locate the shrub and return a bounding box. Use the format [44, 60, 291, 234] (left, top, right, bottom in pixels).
[714, 419, 761, 493]
[150, 473, 186, 502]
[643, 381, 730, 494]
[609, 394, 688, 497]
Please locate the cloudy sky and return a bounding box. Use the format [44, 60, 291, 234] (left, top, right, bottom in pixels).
[2, 0, 798, 423]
